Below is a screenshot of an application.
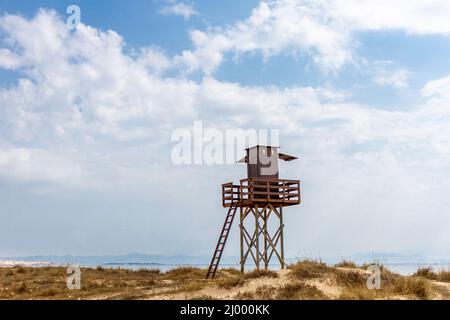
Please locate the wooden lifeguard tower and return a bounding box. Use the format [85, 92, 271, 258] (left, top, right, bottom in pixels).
[206, 145, 301, 279]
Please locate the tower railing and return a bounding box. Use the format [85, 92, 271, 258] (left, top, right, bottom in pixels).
[222, 178, 300, 207]
[222, 182, 241, 207]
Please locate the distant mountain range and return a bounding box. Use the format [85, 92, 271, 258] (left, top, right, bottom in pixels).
[323, 252, 431, 264]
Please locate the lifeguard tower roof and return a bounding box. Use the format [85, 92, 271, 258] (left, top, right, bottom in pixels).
[237, 145, 298, 163]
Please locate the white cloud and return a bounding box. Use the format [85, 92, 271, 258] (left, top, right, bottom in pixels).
[177, 0, 450, 74]
[373, 69, 411, 89]
[0, 9, 68, 69]
[421, 74, 450, 98]
[176, 1, 353, 74]
[159, 1, 197, 19]
[328, 0, 450, 35]
[0, 48, 23, 69]
[137, 47, 172, 75]
[420, 75, 450, 119]
[371, 61, 412, 89]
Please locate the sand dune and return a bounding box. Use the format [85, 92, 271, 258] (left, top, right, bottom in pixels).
[2, 261, 450, 300]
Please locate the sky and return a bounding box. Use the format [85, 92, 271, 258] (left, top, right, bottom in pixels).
[0, 0, 450, 260]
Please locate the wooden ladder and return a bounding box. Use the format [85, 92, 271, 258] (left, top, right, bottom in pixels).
[206, 203, 238, 279]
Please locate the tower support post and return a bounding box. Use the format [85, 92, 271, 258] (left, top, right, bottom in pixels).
[239, 206, 244, 273]
[263, 206, 268, 270]
[280, 206, 285, 269]
[239, 204, 285, 273]
[254, 204, 260, 270]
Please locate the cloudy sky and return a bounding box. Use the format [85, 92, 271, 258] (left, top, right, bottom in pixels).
[1, 0, 450, 260]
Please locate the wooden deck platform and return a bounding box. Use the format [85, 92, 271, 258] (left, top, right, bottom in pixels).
[222, 178, 300, 208]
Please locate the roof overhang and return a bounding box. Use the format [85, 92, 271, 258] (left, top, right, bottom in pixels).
[237, 152, 298, 163]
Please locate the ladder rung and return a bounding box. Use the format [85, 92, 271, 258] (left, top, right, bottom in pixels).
[206, 204, 238, 279]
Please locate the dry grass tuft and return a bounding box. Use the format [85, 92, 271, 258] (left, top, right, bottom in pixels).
[276, 282, 325, 300]
[135, 268, 161, 276]
[164, 267, 205, 281]
[289, 260, 331, 279]
[335, 271, 366, 287]
[16, 267, 27, 274]
[234, 290, 255, 300]
[413, 267, 450, 283]
[335, 260, 357, 268]
[5, 269, 14, 277]
[244, 269, 278, 279]
[220, 268, 242, 276]
[393, 277, 429, 299]
[436, 271, 450, 282]
[217, 276, 245, 289]
[254, 285, 277, 300]
[15, 282, 29, 294]
[182, 281, 207, 292]
[414, 267, 437, 280]
[40, 288, 59, 297]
